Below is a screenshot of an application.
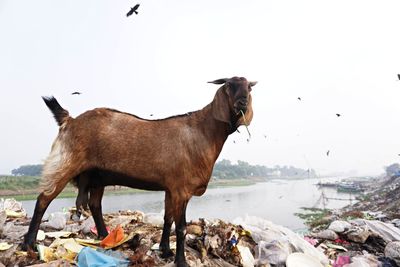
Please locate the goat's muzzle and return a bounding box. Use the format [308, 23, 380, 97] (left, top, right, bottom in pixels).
[234, 98, 248, 115]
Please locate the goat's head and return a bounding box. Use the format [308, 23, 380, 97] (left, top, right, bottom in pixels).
[209, 76, 257, 131]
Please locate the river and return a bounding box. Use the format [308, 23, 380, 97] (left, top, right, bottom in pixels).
[21, 177, 358, 231]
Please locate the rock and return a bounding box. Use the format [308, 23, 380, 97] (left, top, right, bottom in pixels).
[310, 229, 338, 240]
[80, 216, 95, 235]
[352, 219, 400, 242]
[328, 220, 352, 233]
[346, 226, 371, 243]
[385, 241, 400, 266]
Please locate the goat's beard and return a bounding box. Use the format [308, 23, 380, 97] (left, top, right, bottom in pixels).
[235, 109, 252, 128]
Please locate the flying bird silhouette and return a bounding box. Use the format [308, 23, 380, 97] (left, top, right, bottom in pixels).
[327, 150, 330, 156]
[336, 113, 341, 117]
[71, 92, 81, 95]
[127, 4, 140, 17]
[297, 97, 301, 101]
[398, 74, 400, 80]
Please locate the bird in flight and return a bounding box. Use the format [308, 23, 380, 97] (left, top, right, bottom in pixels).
[297, 97, 301, 101]
[336, 113, 341, 117]
[327, 150, 330, 156]
[71, 92, 81, 95]
[127, 4, 140, 17]
[397, 74, 400, 80]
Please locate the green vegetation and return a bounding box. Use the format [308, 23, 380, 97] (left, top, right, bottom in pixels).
[295, 207, 332, 229]
[11, 164, 42, 176]
[212, 159, 316, 180]
[0, 175, 41, 191]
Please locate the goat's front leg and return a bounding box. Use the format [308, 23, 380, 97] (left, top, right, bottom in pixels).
[88, 186, 108, 238]
[160, 191, 174, 258]
[174, 200, 189, 267]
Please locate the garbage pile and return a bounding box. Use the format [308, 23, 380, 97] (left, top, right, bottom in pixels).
[304, 218, 400, 267]
[0, 198, 331, 266]
[345, 175, 400, 221]
[297, 175, 400, 267]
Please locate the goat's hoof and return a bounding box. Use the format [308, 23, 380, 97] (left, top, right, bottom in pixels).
[160, 248, 174, 258]
[175, 260, 189, 267]
[20, 241, 32, 252]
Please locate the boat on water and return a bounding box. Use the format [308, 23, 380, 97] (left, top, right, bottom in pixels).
[336, 182, 365, 193]
[316, 180, 365, 193]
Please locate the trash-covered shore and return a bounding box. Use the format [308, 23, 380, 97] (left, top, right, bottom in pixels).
[1, 174, 400, 267]
[0, 197, 329, 267]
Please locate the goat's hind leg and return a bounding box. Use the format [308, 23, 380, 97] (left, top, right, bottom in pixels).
[160, 191, 174, 258]
[22, 174, 72, 251]
[88, 186, 108, 238]
[75, 174, 90, 218]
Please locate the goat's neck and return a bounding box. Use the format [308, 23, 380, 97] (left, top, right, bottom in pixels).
[193, 103, 232, 161]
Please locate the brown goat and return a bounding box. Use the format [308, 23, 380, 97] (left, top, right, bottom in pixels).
[22, 76, 256, 267]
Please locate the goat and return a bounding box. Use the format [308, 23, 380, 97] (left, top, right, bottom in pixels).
[22, 76, 256, 267]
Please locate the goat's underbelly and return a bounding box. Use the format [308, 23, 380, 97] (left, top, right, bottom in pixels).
[92, 169, 164, 191]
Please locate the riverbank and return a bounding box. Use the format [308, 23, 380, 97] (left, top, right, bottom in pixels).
[0, 176, 256, 201]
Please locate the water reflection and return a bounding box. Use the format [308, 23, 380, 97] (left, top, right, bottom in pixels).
[21, 177, 357, 230]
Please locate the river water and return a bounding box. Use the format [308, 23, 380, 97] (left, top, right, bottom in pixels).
[21, 177, 357, 230]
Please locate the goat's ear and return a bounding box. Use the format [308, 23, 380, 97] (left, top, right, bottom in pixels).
[249, 81, 257, 87]
[208, 78, 229, 85]
[212, 87, 231, 123]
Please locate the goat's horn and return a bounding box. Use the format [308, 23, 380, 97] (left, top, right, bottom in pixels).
[208, 78, 229, 85]
[249, 81, 258, 87]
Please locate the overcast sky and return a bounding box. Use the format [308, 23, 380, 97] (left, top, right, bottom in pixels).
[1, 0, 400, 176]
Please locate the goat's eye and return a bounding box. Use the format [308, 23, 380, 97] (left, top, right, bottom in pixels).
[248, 86, 252, 92]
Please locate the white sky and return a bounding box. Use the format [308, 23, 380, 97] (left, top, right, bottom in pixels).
[1, 0, 400, 176]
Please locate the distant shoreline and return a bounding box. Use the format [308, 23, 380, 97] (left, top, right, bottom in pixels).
[0, 174, 356, 201]
[0, 178, 257, 201]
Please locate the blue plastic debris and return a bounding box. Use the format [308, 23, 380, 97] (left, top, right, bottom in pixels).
[77, 247, 130, 267]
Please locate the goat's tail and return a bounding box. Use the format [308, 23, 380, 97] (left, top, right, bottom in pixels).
[42, 96, 70, 126]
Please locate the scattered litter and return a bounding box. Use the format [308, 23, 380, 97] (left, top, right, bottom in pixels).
[77, 247, 129, 267]
[385, 241, 400, 266]
[286, 252, 323, 267]
[100, 225, 132, 249]
[0, 198, 26, 218]
[332, 255, 350, 267]
[36, 230, 45, 241]
[151, 242, 176, 251]
[326, 243, 348, 251]
[90, 226, 110, 236]
[0, 243, 12, 251]
[45, 231, 73, 239]
[37, 245, 57, 263]
[328, 220, 352, 233]
[44, 212, 69, 230]
[237, 245, 255, 267]
[143, 212, 164, 227]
